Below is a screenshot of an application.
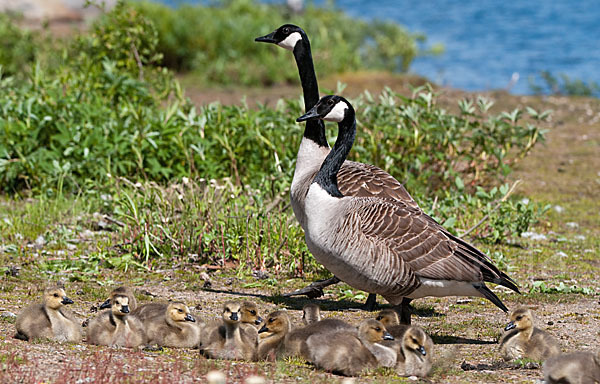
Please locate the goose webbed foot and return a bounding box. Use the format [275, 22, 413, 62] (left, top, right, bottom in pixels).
[283, 276, 341, 298]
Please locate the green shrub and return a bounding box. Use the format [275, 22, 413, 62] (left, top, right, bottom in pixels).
[133, 0, 422, 85]
[0, 13, 37, 76]
[529, 70, 600, 97]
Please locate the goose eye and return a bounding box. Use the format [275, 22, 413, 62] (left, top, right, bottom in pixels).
[328, 99, 335, 105]
[283, 27, 290, 34]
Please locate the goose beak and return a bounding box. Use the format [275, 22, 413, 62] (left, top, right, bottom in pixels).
[121, 305, 130, 314]
[504, 321, 516, 331]
[418, 346, 426, 356]
[99, 299, 111, 309]
[258, 324, 269, 334]
[255, 316, 263, 325]
[230, 312, 238, 321]
[383, 331, 394, 341]
[255, 31, 277, 44]
[297, 106, 320, 122]
[185, 314, 196, 322]
[62, 296, 74, 305]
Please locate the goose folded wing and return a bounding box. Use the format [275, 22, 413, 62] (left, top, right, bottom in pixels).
[356, 200, 498, 283]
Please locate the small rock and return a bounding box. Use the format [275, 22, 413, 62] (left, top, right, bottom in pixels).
[565, 222, 579, 229]
[555, 251, 568, 258]
[224, 278, 235, 286]
[67, 243, 77, 251]
[245, 376, 266, 384]
[1, 311, 16, 319]
[252, 270, 269, 280]
[574, 235, 586, 241]
[206, 371, 226, 384]
[35, 235, 46, 246]
[521, 231, 547, 241]
[547, 321, 554, 325]
[5, 266, 20, 277]
[553, 205, 564, 214]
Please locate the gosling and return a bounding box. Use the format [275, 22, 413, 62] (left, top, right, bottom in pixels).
[375, 309, 409, 340]
[257, 310, 291, 360]
[499, 307, 560, 362]
[305, 319, 396, 376]
[302, 303, 321, 325]
[99, 286, 137, 311]
[87, 294, 147, 347]
[395, 326, 434, 377]
[543, 350, 600, 384]
[145, 302, 201, 348]
[200, 301, 257, 361]
[15, 286, 82, 343]
[284, 304, 354, 358]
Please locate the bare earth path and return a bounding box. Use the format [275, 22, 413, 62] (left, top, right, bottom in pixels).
[0, 75, 598, 383]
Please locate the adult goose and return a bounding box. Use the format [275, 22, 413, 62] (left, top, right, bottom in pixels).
[295, 95, 519, 323]
[255, 24, 417, 308]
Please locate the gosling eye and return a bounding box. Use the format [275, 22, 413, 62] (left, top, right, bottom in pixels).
[250, 310, 256, 315]
[53, 293, 59, 297]
[178, 309, 183, 313]
[376, 316, 383, 321]
[269, 318, 275, 323]
[412, 338, 418, 344]
[516, 316, 523, 321]
[375, 327, 381, 332]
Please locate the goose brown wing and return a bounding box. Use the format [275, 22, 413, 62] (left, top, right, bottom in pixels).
[338, 161, 417, 207]
[356, 199, 497, 283]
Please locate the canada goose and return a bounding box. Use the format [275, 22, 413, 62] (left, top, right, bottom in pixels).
[256, 310, 291, 360]
[375, 309, 409, 340]
[200, 301, 257, 361]
[302, 303, 321, 325]
[306, 319, 396, 376]
[144, 302, 200, 348]
[395, 326, 433, 377]
[99, 286, 137, 311]
[256, 25, 419, 309]
[294, 95, 519, 324]
[87, 294, 147, 347]
[499, 307, 561, 362]
[284, 305, 354, 358]
[543, 350, 600, 384]
[15, 286, 81, 342]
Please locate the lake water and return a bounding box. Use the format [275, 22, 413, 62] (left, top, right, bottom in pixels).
[159, 0, 600, 94]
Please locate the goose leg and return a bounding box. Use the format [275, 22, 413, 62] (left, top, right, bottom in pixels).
[394, 298, 413, 325]
[283, 276, 341, 298]
[360, 293, 378, 311]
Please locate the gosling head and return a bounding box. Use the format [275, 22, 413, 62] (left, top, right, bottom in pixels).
[302, 303, 321, 325]
[375, 309, 400, 328]
[111, 295, 131, 316]
[358, 319, 394, 343]
[258, 310, 291, 336]
[99, 286, 135, 310]
[504, 307, 533, 332]
[168, 302, 195, 323]
[297, 95, 353, 123]
[255, 24, 306, 51]
[222, 301, 242, 324]
[44, 287, 73, 310]
[403, 326, 429, 356]
[241, 301, 262, 325]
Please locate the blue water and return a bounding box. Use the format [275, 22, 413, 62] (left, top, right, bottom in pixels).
[158, 0, 600, 94]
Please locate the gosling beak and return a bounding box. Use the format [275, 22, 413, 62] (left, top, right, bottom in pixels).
[185, 314, 196, 322]
[258, 324, 269, 334]
[99, 299, 111, 309]
[255, 316, 263, 325]
[255, 31, 277, 44]
[230, 312, 238, 321]
[383, 331, 394, 341]
[121, 305, 130, 314]
[296, 105, 320, 122]
[418, 346, 426, 356]
[62, 296, 74, 305]
[504, 321, 516, 331]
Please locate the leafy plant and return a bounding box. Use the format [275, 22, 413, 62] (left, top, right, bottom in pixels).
[529, 71, 600, 97]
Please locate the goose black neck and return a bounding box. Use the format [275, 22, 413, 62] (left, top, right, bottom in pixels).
[313, 112, 356, 198]
[293, 37, 328, 147]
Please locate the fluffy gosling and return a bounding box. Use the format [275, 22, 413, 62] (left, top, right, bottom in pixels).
[15, 286, 81, 343]
[375, 309, 409, 340]
[543, 350, 600, 384]
[145, 302, 201, 348]
[305, 319, 396, 376]
[499, 307, 560, 362]
[87, 294, 147, 347]
[257, 310, 291, 360]
[99, 286, 137, 312]
[395, 326, 433, 377]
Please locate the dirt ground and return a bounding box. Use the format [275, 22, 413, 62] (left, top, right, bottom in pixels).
[0, 75, 599, 383]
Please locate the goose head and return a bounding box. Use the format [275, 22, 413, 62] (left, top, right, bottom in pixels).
[297, 95, 353, 123]
[258, 310, 291, 336]
[44, 287, 73, 310]
[375, 309, 400, 328]
[241, 301, 262, 325]
[99, 286, 136, 310]
[504, 307, 533, 331]
[302, 303, 321, 325]
[222, 301, 242, 325]
[403, 326, 429, 356]
[168, 302, 195, 323]
[111, 295, 130, 316]
[255, 24, 306, 51]
[358, 319, 394, 343]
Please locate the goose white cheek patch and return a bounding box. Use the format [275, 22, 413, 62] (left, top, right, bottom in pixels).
[323, 102, 348, 122]
[277, 32, 302, 51]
